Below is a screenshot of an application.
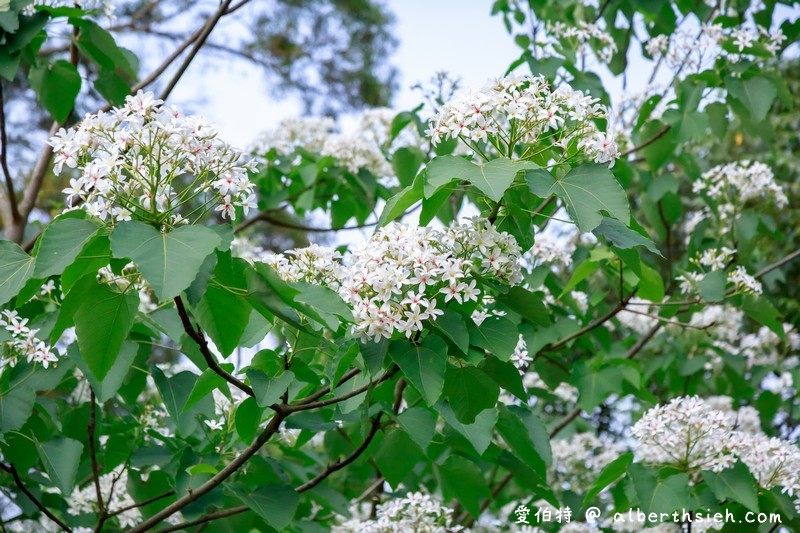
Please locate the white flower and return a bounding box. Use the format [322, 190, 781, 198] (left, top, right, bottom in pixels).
[204, 419, 225, 431]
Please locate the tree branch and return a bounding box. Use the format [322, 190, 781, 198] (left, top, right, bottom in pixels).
[126, 409, 288, 532]
[88, 391, 107, 532]
[621, 124, 671, 157]
[173, 296, 255, 398]
[0, 462, 72, 532]
[0, 83, 20, 224]
[286, 367, 398, 413]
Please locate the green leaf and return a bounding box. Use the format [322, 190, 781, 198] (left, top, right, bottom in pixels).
[629, 463, 691, 516]
[397, 407, 436, 450]
[703, 461, 759, 513]
[742, 294, 784, 338]
[389, 335, 448, 406]
[0, 241, 35, 306]
[698, 269, 727, 303]
[0, 48, 21, 81]
[496, 405, 547, 479]
[228, 484, 299, 531]
[74, 20, 136, 79]
[467, 315, 518, 360]
[247, 369, 294, 407]
[497, 286, 550, 326]
[374, 429, 424, 488]
[0, 385, 36, 434]
[593, 218, 662, 256]
[378, 172, 423, 227]
[427, 155, 536, 202]
[480, 356, 527, 402]
[73, 279, 138, 380]
[526, 164, 630, 232]
[28, 60, 81, 123]
[572, 363, 622, 412]
[34, 217, 100, 278]
[234, 397, 260, 443]
[581, 452, 633, 508]
[69, 341, 138, 403]
[444, 366, 499, 424]
[391, 146, 424, 187]
[183, 367, 230, 412]
[431, 309, 469, 354]
[726, 75, 777, 123]
[193, 254, 252, 356]
[436, 455, 491, 517]
[61, 235, 111, 294]
[152, 367, 213, 436]
[110, 221, 221, 301]
[437, 403, 497, 455]
[37, 437, 83, 494]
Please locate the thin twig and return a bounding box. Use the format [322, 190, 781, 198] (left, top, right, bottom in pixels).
[287, 367, 399, 413]
[0, 462, 72, 532]
[173, 296, 254, 398]
[0, 83, 19, 222]
[88, 391, 107, 532]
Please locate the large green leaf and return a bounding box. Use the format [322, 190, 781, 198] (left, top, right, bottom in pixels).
[572, 362, 623, 412]
[389, 335, 448, 406]
[34, 217, 101, 278]
[0, 385, 36, 434]
[444, 366, 499, 424]
[378, 170, 424, 227]
[193, 254, 252, 356]
[629, 463, 691, 516]
[397, 407, 436, 450]
[526, 165, 630, 232]
[467, 315, 518, 360]
[69, 341, 139, 403]
[703, 462, 760, 513]
[73, 279, 139, 380]
[37, 437, 83, 495]
[581, 452, 633, 509]
[247, 369, 295, 407]
[0, 241, 36, 306]
[593, 218, 662, 256]
[28, 60, 81, 123]
[496, 405, 547, 479]
[151, 368, 214, 436]
[427, 155, 536, 202]
[110, 221, 221, 301]
[436, 455, 491, 517]
[726, 75, 777, 123]
[228, 484, 299, 530]
[374, 429, 424, 488]
[437, 403, 497, 455]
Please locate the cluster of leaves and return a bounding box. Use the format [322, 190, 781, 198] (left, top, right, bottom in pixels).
[0, 0, 800, 532]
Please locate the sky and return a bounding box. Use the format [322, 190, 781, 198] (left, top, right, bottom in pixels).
[168, 0, 522, 147]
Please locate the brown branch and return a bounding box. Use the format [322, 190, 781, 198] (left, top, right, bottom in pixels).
[0, 462, 72, 532]
[0, 83, 20, 223]
[126, 409, 288, 532]
[155, 506, 248, 532]
[294, 368, 361, 405]
[287, 367, 399, 413]
[107, 490, 175, 519]
[157, 0, 234, 101]
[621, 124, 671, 157]
[755, 248, 800, 279]
[173, 296, 254, 398]
[236, 212, 380, 234]
[294, 413, 384, 493]
[88, 391, 107, 532]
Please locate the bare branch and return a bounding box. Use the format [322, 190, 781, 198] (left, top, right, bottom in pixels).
[88, 391, 107, 532]
[0, 83, 20, 223]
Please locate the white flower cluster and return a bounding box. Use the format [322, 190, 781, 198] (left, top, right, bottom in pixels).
[631, 396, 739, 472]
[68, 467, 141, 528]
[261, 218, 522, 342]
[693, 161, 788, 211]
[632, 396, 800, 503]
[527, 231, 576, 270]
[251, 108, 422, 180]
[547, 21, 618, 63]
[706, 396, 763, 435]
[51, 91, 257, 225]
[617, 297, 660, 335]
[551, 432, 628, 490]
[426, 75, 620, 166]
[677, 248, 762, 296]
[0, 310, 58, 369]
[646, 23, 785, 74]
[334, 492, 463, 532]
